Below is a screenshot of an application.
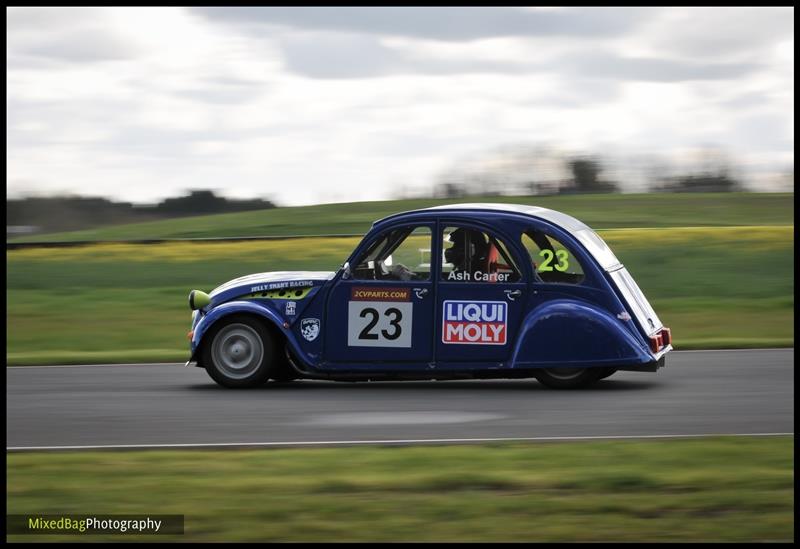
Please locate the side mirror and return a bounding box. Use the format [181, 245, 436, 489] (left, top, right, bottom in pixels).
[341, 261, 352, 280]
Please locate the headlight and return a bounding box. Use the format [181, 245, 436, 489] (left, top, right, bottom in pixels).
[189, 290, 211, 310]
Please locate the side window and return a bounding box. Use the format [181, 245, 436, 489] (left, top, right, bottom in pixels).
[352, 226, 431, 281]
[522, 230, 585, 284]
[441, 226, 521, 283]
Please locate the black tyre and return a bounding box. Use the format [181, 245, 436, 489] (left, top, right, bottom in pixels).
[534, 367, 605, 389]
[270, 360, 299, 382]
[202, 315, 276, 388]
[597, 367, 618, 381]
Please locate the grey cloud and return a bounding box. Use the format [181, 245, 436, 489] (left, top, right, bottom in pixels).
[8, 8, 139, 63]
[173, 80, 268, 105]
[730, 113, 793, 151]
[278, 34, 761, 82]
[647, 8, 793, 58]
[718, 91, 774, 110]
[7, 91, 315, 156]
[191, 7, 648, 41]
[126, 74, 271, 105]
[281, 40, 533, 79]
[530, 79, 623, 108]
[7, 7, 106, 29]
[281, 35, 400, 79]
[6, 53, 73, 70]
[18, 29, 140, 62]
[201, 76, 269, 88]
[278, 33, 545, 79]
[558, 52, 760, 83]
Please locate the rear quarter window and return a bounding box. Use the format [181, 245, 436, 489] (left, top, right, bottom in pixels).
[521, 230, 585, 284]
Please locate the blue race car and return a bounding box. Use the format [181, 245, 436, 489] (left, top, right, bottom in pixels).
[186, 204, 672, 389]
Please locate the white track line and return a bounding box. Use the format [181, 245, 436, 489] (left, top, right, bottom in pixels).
[7, 432, 793, 452]
[6, 348, 795, 369]
[7, 363, 185, 369]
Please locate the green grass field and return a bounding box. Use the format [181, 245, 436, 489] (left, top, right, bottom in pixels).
[6, 437, 794, 542]
[8, 192, 795, 242]
[6, 225, 793, 365]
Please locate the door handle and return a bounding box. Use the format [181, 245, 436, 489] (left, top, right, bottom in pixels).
[413, 288, 428, 299]
[504, 289, 522, 301]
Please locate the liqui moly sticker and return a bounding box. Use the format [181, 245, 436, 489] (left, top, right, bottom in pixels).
[442, 300, 507, 345]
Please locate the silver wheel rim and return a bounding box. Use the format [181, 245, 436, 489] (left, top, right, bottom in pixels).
[543, 367, 586, 380]
[211, 323, 264, 380]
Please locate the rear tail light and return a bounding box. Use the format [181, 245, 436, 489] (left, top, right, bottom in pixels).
[649, 333, 662, 353]
[649, 327, 671, 353]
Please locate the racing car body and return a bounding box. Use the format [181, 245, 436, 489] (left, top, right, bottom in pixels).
[186, 204, 672, 388]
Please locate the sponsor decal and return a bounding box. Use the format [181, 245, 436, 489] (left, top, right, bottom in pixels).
[350, 287, 411, 302]
[348, 301, 413, 348]
[250, 280, 314, 293]
[301, 318, 320, 342]
[442, 300, 507, 345]
[285, 301, 296, 316]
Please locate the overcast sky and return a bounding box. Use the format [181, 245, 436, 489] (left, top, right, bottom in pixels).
[6, 7, 794, 205]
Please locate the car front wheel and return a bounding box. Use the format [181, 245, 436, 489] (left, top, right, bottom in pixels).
[202, 316, 276, 388]
[534, 367, 605, 389]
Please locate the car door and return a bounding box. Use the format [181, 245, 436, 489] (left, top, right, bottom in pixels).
[435, 223, 528, 367]
[323, 223, 436, 367]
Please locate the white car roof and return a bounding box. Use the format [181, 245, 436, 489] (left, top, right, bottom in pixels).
[422, 203, 591, 233]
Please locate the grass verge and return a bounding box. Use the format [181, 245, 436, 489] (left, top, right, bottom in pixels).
[9, 192, 795, 243]
[6, 436, 794, 541]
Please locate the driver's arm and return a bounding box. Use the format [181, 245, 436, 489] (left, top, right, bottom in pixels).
[389, 263, 414, 281]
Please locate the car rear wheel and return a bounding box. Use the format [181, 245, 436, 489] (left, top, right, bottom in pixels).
[202, 316, 276, 388]
[534, 367, 605, 389]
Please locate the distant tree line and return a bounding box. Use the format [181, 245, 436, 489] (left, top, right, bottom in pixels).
[7, 190, 276, 235]
[433, 149, 746, 198]
[654, 172, 742, 193]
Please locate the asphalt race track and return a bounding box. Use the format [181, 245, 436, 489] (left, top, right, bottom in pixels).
[7, 349, 794, 450]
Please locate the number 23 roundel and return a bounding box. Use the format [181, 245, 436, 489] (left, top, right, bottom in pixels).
[347, 287, 413, 348]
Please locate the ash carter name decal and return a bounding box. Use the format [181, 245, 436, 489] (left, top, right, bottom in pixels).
[442, 300, 507, 345]
[250, 280, 315, 293]
[447, 271, 511, 282]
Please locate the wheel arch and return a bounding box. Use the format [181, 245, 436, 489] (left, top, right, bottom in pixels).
[511, 299, 652, 368]
[191, 301, 287, 366]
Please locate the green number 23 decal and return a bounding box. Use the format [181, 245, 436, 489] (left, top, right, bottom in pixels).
[538, 249, 570, 272]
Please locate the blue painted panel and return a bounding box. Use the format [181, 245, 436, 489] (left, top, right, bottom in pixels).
[512, 298, 652, 367]
[289, 285, 330, 367]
